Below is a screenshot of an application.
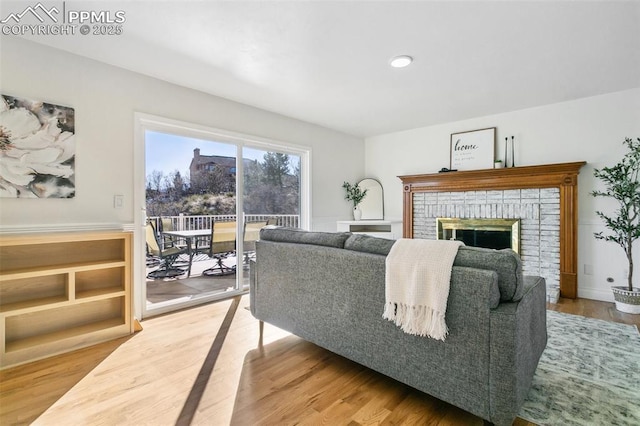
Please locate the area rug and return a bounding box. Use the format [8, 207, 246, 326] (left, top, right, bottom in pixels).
[519, 310, 640, 425]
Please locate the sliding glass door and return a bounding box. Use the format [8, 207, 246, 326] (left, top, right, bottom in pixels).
[134, 114, 309, 319]
[242, 147, 302, 289]
[144, 131, 239, 315]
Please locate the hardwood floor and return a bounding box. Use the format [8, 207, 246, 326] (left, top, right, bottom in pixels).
[1, 296, 638, 426]
[546, 297, 640, 328]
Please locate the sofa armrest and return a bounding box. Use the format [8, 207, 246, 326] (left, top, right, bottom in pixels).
[488, 275, 547, 425]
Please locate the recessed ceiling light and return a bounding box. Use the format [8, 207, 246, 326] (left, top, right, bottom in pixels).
[389, 55, 413, 68]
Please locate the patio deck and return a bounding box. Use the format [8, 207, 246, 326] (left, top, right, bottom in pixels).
[146, 253, 249, 307]
[145, 213, 298, 308]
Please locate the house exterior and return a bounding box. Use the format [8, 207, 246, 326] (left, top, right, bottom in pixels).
[190, 149, 236, 177]
[189, 148, 237, 193]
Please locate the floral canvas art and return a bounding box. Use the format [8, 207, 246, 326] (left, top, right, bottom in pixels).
[0, 95, 75, 198]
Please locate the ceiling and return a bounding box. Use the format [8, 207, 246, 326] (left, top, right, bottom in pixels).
[6, 1, 640, 138]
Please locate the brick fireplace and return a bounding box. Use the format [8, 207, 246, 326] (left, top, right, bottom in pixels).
[415, 188, 560, 289]
[399, 162, 585, 298]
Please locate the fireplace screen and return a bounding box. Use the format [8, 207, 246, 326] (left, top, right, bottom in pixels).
[436, 218, 520, 253]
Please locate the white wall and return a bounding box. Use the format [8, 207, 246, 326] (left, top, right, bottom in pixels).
[0, 37, 364, 232]
[366, 88, 640, 301]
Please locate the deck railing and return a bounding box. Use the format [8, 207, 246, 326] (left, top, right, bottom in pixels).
[148, 214, 299, 232]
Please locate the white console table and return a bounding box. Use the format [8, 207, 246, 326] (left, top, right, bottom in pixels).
[337, 220, 402, 239]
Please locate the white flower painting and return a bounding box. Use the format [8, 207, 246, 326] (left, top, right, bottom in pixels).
[0, 95, 75, 198]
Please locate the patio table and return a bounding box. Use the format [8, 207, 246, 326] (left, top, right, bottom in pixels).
[162, 229, 211, 277]
[162, 228, 238, 277]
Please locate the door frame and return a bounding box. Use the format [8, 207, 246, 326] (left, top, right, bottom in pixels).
[133, 113, 311, 319]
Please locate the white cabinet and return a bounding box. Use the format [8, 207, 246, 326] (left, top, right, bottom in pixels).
[0, 231, 133, 369]
[336, 220, 402, 239]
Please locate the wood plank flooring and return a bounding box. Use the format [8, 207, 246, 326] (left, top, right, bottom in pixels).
[1, 296, 638, 426]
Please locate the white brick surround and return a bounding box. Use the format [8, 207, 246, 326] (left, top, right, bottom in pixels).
[412, 188, 561, 288]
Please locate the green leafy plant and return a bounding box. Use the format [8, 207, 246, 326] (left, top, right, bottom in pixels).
[342, 181, 368, 207]
[591, 137, 640, 292]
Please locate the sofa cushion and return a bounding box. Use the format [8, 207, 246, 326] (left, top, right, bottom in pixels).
[453, 246, 524, 302]
[259, 227, 350, 249]
[344, 234, 396, 256]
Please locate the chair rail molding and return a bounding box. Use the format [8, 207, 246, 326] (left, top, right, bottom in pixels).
[0, 223, 136, 235]
[399, 161, 586, 298]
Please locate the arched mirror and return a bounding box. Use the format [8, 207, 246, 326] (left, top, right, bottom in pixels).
[357, 178, 384, 220]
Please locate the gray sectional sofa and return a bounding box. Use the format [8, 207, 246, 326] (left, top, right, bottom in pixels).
[250, 228, 547, 425]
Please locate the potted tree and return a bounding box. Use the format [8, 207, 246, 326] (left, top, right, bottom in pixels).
[342, 181, 368, 221]
[591, 137, 640, 314]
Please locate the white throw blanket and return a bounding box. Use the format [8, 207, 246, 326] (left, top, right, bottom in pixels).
[383, 239, 463, 341]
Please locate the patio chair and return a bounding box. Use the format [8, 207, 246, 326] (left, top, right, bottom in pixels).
[145, 222, 190, 279]
[202, 221, 237, 276]
[159, 217, 175, 248]
[159, 216, 190, 250]
[243, 220, 267, 264]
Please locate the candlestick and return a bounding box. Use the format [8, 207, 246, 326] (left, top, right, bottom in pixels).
[511, 136, 515, 167]
[504, 137, 508, 168]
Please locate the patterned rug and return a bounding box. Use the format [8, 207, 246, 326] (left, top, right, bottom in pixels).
[519, 310, 640, 425]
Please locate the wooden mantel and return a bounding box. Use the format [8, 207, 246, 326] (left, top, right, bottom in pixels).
[399, 161, 586, 298]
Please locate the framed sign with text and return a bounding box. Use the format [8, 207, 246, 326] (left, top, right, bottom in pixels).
[450, 127, 496, 171]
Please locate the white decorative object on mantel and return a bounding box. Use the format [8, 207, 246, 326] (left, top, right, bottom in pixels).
[353, 206, 362, 221]
[337, 220, 402, 239]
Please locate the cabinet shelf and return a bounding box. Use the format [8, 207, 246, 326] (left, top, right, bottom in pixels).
[0, 296, 69, 314]
[336, 220, 402, 239]
[0, 260, 126, 280]
[5, 318, 126, 353]
[76, 287, 125, 300]
[0, 231, 132, 369]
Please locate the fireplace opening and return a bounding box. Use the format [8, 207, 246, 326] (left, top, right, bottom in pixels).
[436, 218, 520, 253]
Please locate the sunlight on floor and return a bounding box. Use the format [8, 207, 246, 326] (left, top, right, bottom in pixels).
[31, 296, 290, 425]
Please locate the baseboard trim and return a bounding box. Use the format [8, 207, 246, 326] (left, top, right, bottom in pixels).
[577, 287, 615, 303]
